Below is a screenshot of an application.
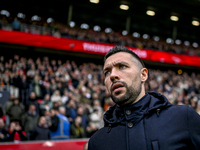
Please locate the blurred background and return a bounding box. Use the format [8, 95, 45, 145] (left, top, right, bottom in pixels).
[0, 0, 200, 149]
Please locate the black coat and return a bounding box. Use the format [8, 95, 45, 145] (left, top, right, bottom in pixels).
[88, 92, 200, 150]
[30, 124, 50, 140]
[49, 115, 59, 132]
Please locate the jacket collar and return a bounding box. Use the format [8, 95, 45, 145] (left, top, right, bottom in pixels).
[104, 92, 172, 126]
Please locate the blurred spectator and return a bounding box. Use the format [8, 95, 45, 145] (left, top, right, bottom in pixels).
[0, 105, 6, 122]
[27, 91, 41, 115]
[76, 106, 89, 130]
[7, 98, 25, 123]
[0, 118, 10, 142]
[21, 104, 40, 139]
[42, 82, 53, 97]
[19, 75, 30, 107]
[50, 106, 70, 140]
[3, 94, 16, 126]
[85, 122, 98, 138]
[49, 108, 59, 132]
[9, 71, 20, 99]
[30, 116, 50, 140]
[26, 63, 36, 82]
[44, 110, 51, 127]
[65, 99, 77, 123]
[88, 108, 102, 130]
[30, 75, 43, 99]
[92, 99, 103, 118]
[40, 94, 53, 115]
[61, 90, 70, 104]
[51, 90, 62, 103]
[7, 121, 28, 142]
[12, 17, 21, 31]
[70, 115, 86, 139]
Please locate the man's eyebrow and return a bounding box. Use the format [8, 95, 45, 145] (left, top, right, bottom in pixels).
[115, 61, 129, 66]
[103, 61, 129, 73]
[103, 66, 110, 73]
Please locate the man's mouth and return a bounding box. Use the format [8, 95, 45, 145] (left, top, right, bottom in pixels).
[112, 83, 124, 92]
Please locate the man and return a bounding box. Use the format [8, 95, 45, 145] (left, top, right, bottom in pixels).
[7, 98, 25, 123]
[88, 46, 200, 150]
[21, 104, 40, 139]
[7, 121, 28, 142]
[50, 106, 70, 140]
[70, 115, 86, 139]
[30, 116, 50, 140]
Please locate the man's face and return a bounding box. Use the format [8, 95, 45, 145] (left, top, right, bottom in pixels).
[103, 52, 143, 107]
[40, 117, 46, 125]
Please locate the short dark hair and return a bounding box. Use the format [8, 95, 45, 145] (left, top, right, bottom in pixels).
[104, 45, 145, 68]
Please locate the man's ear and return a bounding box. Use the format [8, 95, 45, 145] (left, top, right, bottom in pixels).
[141, 68, 148, 83]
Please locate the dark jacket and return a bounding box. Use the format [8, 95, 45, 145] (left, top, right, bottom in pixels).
[88, 92, 200, 150]
[0, 128, 10, 142]
[21, 111, 40, 134]
[7, 103, 25, 122]
[49, 115, 59, 132]
[30, 124, 50, 140]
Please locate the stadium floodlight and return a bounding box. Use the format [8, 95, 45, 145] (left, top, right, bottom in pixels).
[192, 20, 199, 26]
[105, 28, 112, 33]
[132, 32, 140, 38]
[69, 21, 75, 28]
[175, 39, 182, 45]
[93, 25, 101, 31]
[90, 0, 99, 4]
[184, 41, 190, 46]
[170, 16, 179, 21]
[31, 15, 41, 21]
[0, 10, 10, 17]
[153, 36, 160, 41]
[166, 38, 174, 44]
[120, 4, 129, 10]
[122, 30, 128, 36]
[47, 18, 54, 23]
[17, 13, 25, 19]
[80, 23, 89, 29]
[146, 10, 155, 16]
[143, 34, 149, 39]
[192, 42, 198, 48]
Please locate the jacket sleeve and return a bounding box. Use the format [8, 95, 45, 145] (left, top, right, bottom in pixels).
[49, 116, 59, 131]
[18, 130, 28, 141]
[187, 106, 200, 148]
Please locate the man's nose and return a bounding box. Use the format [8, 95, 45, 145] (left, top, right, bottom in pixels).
[110, 69, 119, 82]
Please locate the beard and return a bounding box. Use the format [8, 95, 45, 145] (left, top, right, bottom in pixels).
[110, 81, 141, 107]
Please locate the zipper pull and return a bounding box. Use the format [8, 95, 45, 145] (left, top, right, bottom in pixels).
[107, 124, 112, 133]
[156, 109, 160, 117]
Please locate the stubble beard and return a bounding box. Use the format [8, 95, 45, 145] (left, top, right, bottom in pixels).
[110, 81, 142, 107]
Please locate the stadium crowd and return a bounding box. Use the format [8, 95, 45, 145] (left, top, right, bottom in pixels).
[0, 53, 200, 143]
[0, 13, 200, 56]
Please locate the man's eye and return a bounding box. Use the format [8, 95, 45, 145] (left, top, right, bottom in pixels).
[119, 65, 126, 69]
[104, 71, 110, 76]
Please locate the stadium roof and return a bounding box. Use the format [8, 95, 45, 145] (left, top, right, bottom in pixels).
[1, 0, 200, 42]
